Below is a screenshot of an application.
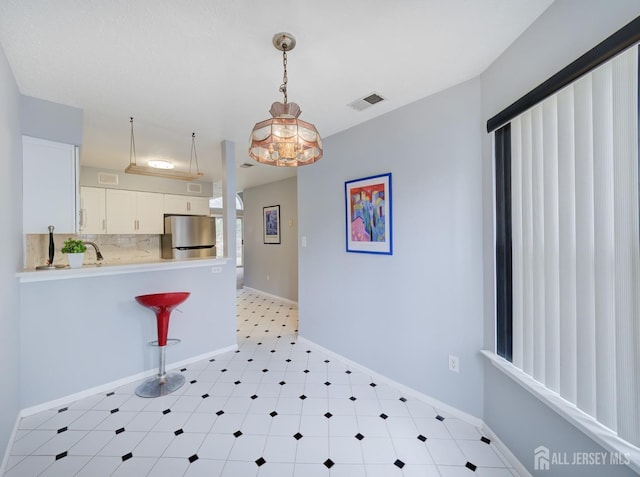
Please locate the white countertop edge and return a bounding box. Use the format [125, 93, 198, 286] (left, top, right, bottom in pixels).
[17, 257, 232, 283]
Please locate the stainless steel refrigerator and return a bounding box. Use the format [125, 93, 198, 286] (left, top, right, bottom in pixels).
[161, 215, 216, 259]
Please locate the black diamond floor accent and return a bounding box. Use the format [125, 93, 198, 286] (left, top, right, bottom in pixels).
[55, 451, 67, 460]
[216, 410, 224, 416]
[417, 434, 427, 442]
[279, 381, 286, 386]
[436, 415, 445, 421]
[399, 397, 407, 402]
[234, 381, 241, 385]
[324, 459, 334, 469]
[209, 358, 215, 362]
[349, 396, 357, 401]
[262, 369, 268, 373]
[303, 370, 310, 374]
[122, 452, 132, 462]
[380, 413, 388, 420]
[306, 350, 311, 354]
[180, 368, 187, 372]
[355, 433, 364, 440]
[286, 359, 292, 362]
[233, 430, 243, 438]
[293, 432, 303, 440]
[481, 436, 491, 444]
[370, 382, 377, 387]
[115, 427, 125, 435]
[162, 409, 171, 415]
[270, 411, 278, 417]
[106, 391, 115, 397]
[188, 454, 198, 463]
[255, 457, 266, 466]
[324, 412, 333, 419]
[324, 381, 331, 386]
[57, 427, 67, 434]
[299, 395, 307, 400]
[248, 358, 253, 362]
[190, 380, 197, 384]
[202, 394, 209, 399]
[221, 368, 227, 372]
[324, 360, 330, 363]
[394, 459, 405, 469]
[58, 407, 68, 413]
[251, 395, 258, 400]
[466, 462, 477, 471]
[346, 370, 352, 374]
[110, 408, 119, 414]
[174, 429, 184, 436]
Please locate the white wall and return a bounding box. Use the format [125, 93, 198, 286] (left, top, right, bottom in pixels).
[298, 78, 485, 417]
[243, 177, 299, 301]
[481, 1, 640, 475]
[0, 42, 22, 461]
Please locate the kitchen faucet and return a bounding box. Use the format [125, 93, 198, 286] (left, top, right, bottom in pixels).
[83, 241, 104, 261]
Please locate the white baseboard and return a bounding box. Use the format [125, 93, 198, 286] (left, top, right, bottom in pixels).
[298, 335, 529, 474]
[242, 286, 298, 305]
[0, 414, 22, 477]
[481, 423, 532, 477]
[18, 344, 237, 418]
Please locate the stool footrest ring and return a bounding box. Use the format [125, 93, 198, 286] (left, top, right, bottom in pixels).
[147, 338, 181, 347]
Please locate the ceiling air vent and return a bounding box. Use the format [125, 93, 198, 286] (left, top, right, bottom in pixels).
[240, 163, 255, 168]
[348, 92, 385, 111]
[98, 172, 119, 186]
[187, 183, 202, 193]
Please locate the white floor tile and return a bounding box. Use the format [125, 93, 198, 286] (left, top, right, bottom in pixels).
[257, 461, 295, 477]
[360, 437, 397, 465]
[162, 432, 206, 458]
[197, 434, 236, 460]
[3, 456, 52, 477]
[146, 456, 190, 477]
[295, 436, 329, 463]
[110, 456, 158, 477]
[444, 418, 482, 440]
[456, 440, 506, 467]
[262, 435, 297, 462]
[133, 431, 174, 457]
[9, 429, 56, 455]
[227, 434, 268, 461]
[68, 430, 115, 456]
[182, 458, 226, 476]
[74, 456, 122, 476]
[220, 460, 259, 477]
[328, 436, 364, 464]
[97, 431, 146, 457]
[39, 455, 91, 476]
[425, 439, 466, 466]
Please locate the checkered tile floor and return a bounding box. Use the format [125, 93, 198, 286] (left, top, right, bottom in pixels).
[3, 288, 520, 476]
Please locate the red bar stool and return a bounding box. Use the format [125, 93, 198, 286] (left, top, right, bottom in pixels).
[134, 292, 190, 398]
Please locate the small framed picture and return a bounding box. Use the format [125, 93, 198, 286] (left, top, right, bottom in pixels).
[263, 205, 281, 244]
[345, 173, 392, 255]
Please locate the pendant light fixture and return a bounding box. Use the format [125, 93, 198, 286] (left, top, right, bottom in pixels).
[249, 33, 323, 167]
[125, 117, 204, 181]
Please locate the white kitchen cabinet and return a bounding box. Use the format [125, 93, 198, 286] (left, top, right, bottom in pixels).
[163, 194, 210, 216]
[22, 136, 78, 234]
[106, 189, 164, 234]
[79, 187, 106, 234]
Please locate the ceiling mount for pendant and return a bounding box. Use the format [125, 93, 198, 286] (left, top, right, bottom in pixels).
[249, 32, 323, 167]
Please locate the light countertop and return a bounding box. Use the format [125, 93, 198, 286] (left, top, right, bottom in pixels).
[17, 257, 231, 283]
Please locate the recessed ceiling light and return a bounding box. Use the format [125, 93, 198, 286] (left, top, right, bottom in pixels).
[148, 160, 174, 170]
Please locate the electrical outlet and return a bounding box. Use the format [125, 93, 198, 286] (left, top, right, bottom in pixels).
[449, 355, 460, 373]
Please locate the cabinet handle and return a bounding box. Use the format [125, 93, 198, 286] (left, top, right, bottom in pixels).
[187, 202, 191, 211]
[79, 209, 84, 229]
[102, 219, 106, 232]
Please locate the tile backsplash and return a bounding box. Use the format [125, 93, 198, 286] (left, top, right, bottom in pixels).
[25, 234, 160, 269]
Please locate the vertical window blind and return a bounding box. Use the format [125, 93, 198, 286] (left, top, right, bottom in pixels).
[495, 45, 640, 446]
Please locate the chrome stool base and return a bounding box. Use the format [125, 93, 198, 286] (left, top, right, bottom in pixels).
[135, 372, 185, 398]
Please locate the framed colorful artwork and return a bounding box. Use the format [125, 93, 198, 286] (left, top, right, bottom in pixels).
[263, 205, 281, 244]
[345, 172, 392, 254]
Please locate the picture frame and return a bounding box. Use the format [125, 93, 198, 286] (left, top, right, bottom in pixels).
[345, 173, 392, 255]
[263, 205, 281, 244]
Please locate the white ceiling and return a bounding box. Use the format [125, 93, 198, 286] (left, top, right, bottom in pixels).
[0, 0, 553, 192]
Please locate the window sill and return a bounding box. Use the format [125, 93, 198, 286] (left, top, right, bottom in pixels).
[481, 350, 640, 473]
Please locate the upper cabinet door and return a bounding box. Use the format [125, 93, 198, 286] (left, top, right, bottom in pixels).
[164, 194, 210, 216]
[22, 136, 78, 234]
[189, 196, 211, 216]
[105, 189, 136, 234]
[136, 192, 164, 234]
[79, 187, 106, 234]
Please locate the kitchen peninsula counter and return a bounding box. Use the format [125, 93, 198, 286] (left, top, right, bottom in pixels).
[17, 257, 230, 282]
[18, 255, 237, 411]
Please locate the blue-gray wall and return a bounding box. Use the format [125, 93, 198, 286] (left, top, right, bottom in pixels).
[244, 177, 298, 301]
[20, 95, 83, 145]
[0, 41, 22, 465]
[298, 78, 485, 417]
[480, 1, 640, 475]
